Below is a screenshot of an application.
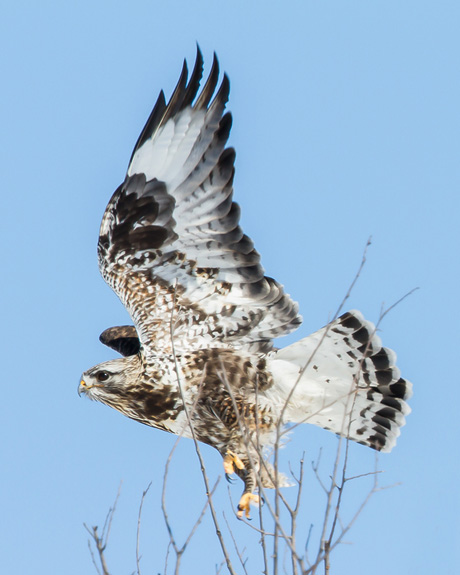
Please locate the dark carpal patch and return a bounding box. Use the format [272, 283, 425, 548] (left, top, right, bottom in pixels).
[99, 325, 140, 357]
[100, 176, 177, 264]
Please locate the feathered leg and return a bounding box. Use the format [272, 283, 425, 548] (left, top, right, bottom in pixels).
[223, 450, 260, 519]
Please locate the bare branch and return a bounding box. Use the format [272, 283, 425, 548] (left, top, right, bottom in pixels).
[223, 512, 249, 575]
[169, 286, 238, 575]
[277, 237, 372, 430]
[103, 481, 122, 543]
[185, 478, 221, 550]
[378, 287, 419, 324]
[84, 483, 122, 575]
[135, 482, 152, 575]
[84, 525, 111, 575]
[86, 538, 102, 575]
[154, 242, 407, 575]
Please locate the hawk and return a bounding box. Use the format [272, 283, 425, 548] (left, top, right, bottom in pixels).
[79, 49, 412, 518]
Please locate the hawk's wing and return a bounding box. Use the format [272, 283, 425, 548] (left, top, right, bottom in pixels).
[99, 325, 140, 357]
[98, 49, 301, 356]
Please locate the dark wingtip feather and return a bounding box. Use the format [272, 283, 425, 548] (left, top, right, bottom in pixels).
[216, 112, 233, 143]
[217, 73, 231, 106]
[182, 47, 204, 108]
[161, 59, 189, 124]
[195, 52, 220, 109]
[128, 89, 167, 166]
[128, 51, 229, 172]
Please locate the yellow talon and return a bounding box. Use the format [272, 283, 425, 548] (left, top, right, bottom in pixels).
[237, 493, 260, 519]
[223, 450, 245, 475]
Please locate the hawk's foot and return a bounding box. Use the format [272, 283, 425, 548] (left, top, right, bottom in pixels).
[237, 493, 260, 519]
[223, 450, 246, 476]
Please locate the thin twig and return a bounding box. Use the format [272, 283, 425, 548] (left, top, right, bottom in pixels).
[161, 432, 221, 574]
[83, 525, 111, 575]
[168, 286, 238, 575]
[103, 481, 122, 543]
[304, 523, 314, 566]
[379, 287, 419, 323]
[223, 512, 249, 575]
[136, 482, 152, 575]
[288, 456, 305, 575]
[217, 362, 302, 562]
[84, 483, 122, 575]
[86, 539, 102, 575]
[278, 237, 372, 430]
[254, 379, 270, 575]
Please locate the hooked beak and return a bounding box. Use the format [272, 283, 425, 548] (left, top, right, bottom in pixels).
[78, 379, 103, 397]
[78, 379, 87, 397]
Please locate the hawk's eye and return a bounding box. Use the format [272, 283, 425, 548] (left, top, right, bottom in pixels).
[96, 370, 110, 382]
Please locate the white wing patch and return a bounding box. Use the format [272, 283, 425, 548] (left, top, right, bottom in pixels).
[128, 109, 208, 183]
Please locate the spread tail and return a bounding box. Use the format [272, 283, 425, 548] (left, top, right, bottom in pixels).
[268, 310, 412, 452]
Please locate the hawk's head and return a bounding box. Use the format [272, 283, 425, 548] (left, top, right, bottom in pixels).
[79, 356, 143, 409]
[79, 354, 182, 428]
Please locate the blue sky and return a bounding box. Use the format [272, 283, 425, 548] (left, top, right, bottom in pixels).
[1, 1, 459, 573]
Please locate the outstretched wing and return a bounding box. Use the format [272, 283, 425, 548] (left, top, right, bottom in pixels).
[98, 48, 301, 356]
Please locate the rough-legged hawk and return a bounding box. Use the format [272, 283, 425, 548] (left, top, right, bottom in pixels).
[79, 49, 412, 518]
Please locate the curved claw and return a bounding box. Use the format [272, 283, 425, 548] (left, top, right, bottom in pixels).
[225, 473, 236, 484]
